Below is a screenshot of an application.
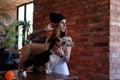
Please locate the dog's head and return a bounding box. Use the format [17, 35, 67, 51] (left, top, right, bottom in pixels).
[51, 37, 74, 48]
[61, 37, 74, 47]
[49, 37, 74, 49]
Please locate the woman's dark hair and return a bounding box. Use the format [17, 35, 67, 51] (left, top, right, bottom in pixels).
[48, 37, 60, 49]
[48, 25, 67, 43]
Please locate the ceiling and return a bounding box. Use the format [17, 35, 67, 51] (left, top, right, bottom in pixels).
[0, 0, 33, 7]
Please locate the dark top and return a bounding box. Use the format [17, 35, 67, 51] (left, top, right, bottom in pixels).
[28, 29, 48, 43]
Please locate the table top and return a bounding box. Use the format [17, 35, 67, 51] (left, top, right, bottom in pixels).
[0, 70, 78, 80]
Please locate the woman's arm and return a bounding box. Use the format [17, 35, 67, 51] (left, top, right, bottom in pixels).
[51, 45, 65, 57]
[27, 29, 47, 40]
[27, 23, 55, 41]
[52, 46, 71, 62]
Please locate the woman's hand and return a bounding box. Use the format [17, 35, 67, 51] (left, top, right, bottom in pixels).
[61, 56, 70, 63]
[51, 45, 65, 57]
[51, 45, 70, 62]
[45, 23, 57, 31]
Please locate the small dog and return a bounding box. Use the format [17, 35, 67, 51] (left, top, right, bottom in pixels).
[45, 36, 74, 74]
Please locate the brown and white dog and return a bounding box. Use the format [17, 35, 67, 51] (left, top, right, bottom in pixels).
[5, 43, 49, 72]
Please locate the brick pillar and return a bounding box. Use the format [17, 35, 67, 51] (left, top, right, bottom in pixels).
[110, 0, 120, 80]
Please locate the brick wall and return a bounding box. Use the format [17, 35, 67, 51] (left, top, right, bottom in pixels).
[110, 0, 120, 80]
[0, 4, 17, 45]
[0, 6, 16, 23]
[33, 0, 110, 80]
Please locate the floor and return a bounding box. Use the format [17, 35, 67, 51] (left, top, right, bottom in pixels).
[0, 70, 78, 80]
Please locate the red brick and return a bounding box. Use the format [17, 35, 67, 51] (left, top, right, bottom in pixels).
[96, 0, 109, 6]
[93, 42, 109, 47]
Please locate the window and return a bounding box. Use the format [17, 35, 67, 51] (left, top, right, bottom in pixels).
[17, 2, 33, 49]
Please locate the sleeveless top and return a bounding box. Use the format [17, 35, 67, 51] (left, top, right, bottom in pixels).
[52, 58, 69, 75]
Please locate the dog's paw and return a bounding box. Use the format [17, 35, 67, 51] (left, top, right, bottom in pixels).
[46, 70, 52, 74]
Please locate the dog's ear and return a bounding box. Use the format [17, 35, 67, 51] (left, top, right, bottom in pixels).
[49, 37, 60, 49]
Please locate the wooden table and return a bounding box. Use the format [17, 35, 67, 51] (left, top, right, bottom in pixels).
[0, 70, 78, 80]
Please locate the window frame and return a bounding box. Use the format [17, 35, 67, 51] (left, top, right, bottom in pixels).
[17, 2, 33, 49]
[17, 1, 33, 21]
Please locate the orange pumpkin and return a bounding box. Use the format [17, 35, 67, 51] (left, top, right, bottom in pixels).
[4, 70, 14, 80]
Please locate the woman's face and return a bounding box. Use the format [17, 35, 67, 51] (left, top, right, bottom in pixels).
[58, 19, 66, 32]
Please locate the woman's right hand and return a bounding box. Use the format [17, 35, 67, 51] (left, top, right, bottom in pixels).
[45, 23, 57, 31]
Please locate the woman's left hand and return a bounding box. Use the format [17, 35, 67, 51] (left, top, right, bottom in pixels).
[61, 56, 70, 63]
[51, 45, 65, 56]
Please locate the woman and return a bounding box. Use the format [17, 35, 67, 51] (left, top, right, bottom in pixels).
[28, 12, 72, 75]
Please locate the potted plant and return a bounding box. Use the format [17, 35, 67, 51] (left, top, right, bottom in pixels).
[0, 12, 31, 49]
[0, 12, 31, 66]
